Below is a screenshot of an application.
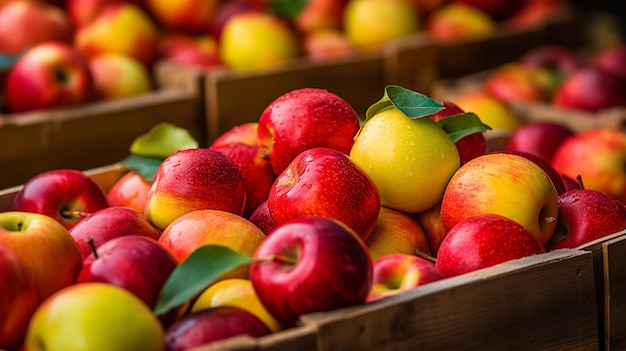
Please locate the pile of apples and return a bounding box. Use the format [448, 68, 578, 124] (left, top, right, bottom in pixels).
[2, 82, 626, 351]
[0, 0, 571, 114]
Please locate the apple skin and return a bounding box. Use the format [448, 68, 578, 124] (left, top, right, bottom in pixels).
[268, 147, 381, 240]
[411, 200, 448, 257]
[302, 28, 357, 60]
[88, 52, 152, 100]
[69, 206, 161, 260]
[209, 0, 266, 40]
[441, 153, 559, 245]
[546, 189, 626, 250]
[551, 129, 626, 205]
[436, 214, 546, 277]
[561, 174, 582, 192]
[503, 121, 574, 164]
[74, 3, 160, 66]
[66, 0, 144, 29]
[452, 90, 522, 135]
[77, 235, 178, 312]
[249, 217, 372, 327]
[247, 200, 278, 235]
[145, 148, 247, 231]
[483, 63, 556, 103]
[450, 0, 526, 20]
[0, 0, 72, 55]
[593, 44, 626, 81]
[258, 87, 361, 175]
[210, 122, 259, 147]
[219, 11, 299, 71]
[158, 209, 266, 281]
[4, 41, 94, 114]
[552, 67, 626, 112]
[426, 3, 497, 42]
[146, 0, 219, 33]
[293, 0, 345, 34]
[158, 33, 224, 71]
[0, 246, 39, 350]
[365, 206, 431, 261]
[367, 253, 444, 302]
[506, 0, 571, 30]
[163, 306, 271, 351]
[12, 169, 110, 230]
[518, 44, 583, 78]
[106, 171, 152, 214]
[24, 282, 165, 351]
[493, 150, 567, 195]
[0, 211, 82, 302]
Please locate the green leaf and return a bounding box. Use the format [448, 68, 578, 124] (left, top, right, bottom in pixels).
[436, 112, 492, 143]
[154, 245, 255, 316]
[129, 123, 199, 158]
[267, 0, 309, 19]
[119, 155, 165, 183]
[365, 85, 444, 122]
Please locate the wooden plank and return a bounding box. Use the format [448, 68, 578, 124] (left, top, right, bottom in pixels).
[300, 249, 598, 351]
[190, 324, 319, 351]
[382, 33, 439, 96]
[602, 235, 626, 350]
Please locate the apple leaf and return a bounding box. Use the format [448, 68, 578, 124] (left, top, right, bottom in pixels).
[365, 85, 444, 122]
[129, 123, 199, 158]
[267, 0, 308, 19]
[436, 112, 492, 143]
[154, 245, 255, 316]
[118, 155, 164, 182]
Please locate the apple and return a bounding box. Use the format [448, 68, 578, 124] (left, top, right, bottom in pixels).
[561, 174, 582, 192]
[293, 0, 345, 34]
[209, 0, 266, 40]
[106, 170, 152, 213]
[0, 211, 82, 302]
[4, 42, 94, 113]
[365, 206, 431, 261]
[349, 106, 460, 213]
[69, 206, 161, 260]
[163, 306, 271, 351]
[218, 11, 300, 71]
[441, 153, 559, 245]
[87, 52, 152, 100]
[483, 63, 557, 103]
[503, 121, 574, 164]
[435, 213, 546, 277]
[158, 209, 266, 281]
[24, 282, 165, 351]
[0, 246, 39, 350]
[551, 128, 626, 204]
[77, 235, 178, 314]
[493, 150, 567, 195]
[411, 200, 448, 257]
[247, 200, 277, 235]
[257, 87, 361, 175]
[268, 147, 381, 240]
[66, 0, 144, 28]
[158, 33, 223, 71]
[552, 67, 626, 112]
[506, 0, 571, 29]
[74, 3, 160, 66]
[428, 100, 487, 165]
[145, 0, 219, 34]
[0, 0, 72, 55]
[145, 148, 247, 231]
[592, 44, 626, 81]
[426, 3, 498, 42]
[367, 253, 444, 302]
[12, 169, 109, 230]
[249, 216, 372, 327]
[302, 28, 357, 60]
[546, 188, 626, 250]
[451, 90, 522, 135]
[343, 0, 419, 51]
[517, 44, 583, 78]
[210, 122, 260, 147]
[191, 278, 282, 332]
[450, 0, 526, 20]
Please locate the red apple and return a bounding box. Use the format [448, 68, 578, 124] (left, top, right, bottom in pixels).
[435, 213, 546, 277]
[163, 306, 271, 351]
[518, 44, 583, 77]
[77, 235, 178, 312]
[593, 44, 626, 81]
[210, 122, 259, 147]
[247, 200, 277, 235]
[293, 0, 346, 34]
[268, 147, 381, 240]
[302, 28, 357, 60]
[257, 87, 361, 175]
[249, 216, 372, 327]
[553, 67, 626, 112]
[0, 211, 82, 302]
[106, 171, 152, 213]
[494, 150, 567, 195]
[426, 2, 498, 41]
[483, 63, 556, 103]
[4, 42, 94, 113]
[561, 174, 582, 192]
[145, 148, 247, 231]
[159, 33, 224, 71]
[506, 0, 571, 30]
[546, 189, 626, 250]
[503, 121, 574, 164]
[411, 200, 448, 257]
[367, 253, 444, 302]
[0, 0, 72, 55]
[12, 169, 109, 230]
[87, 52, 152, 100]
[66, 0, 144, 28]
[145, 0, 219, 34]
[69, 206, 161, 260]
[209, 0, 266, 40]
[450, 0, 526, 20]
[0, 246, 39, 350]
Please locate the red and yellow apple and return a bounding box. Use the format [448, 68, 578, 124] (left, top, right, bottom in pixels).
[365, 206, 431, 260]
[88, 52, 152, 100]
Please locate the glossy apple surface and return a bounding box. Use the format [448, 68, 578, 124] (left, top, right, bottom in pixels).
[552, 67, 626, 112]
[268, 147, 381, 240]
[494, 150, 567, 195]
[106, 171, 152, 213]
[436, 214, 546, 277]
[12, 169, 109, 230]
[412, 200, 448, 256]
[452, 90, 522, 137]
[249, 217, 372, 327]
[504, 121, 574, 164]
[365, 206, 431, 260]
[247, 200, 277, 235]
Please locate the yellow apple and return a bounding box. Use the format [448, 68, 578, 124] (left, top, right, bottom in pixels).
[440, 153, 559, 244]
[452, 90, 523, 135]
[365, 206, 431, 260]
[88, 53, 152, 100]
[343, 0, 420, 51]
[24, 282, 164, 351]
[191, 278, 282, 332]
[426, 3, 498, 41]
[349, 107, 460, 213]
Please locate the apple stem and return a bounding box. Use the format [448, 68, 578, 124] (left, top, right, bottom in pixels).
[16, 220, 23, 231]
[62, 210, 91, 219]
[415, 249, 437, 264]
[576, 175, 585, 190]
[260, 254, 297, 265]
[87, 237, 98, 259]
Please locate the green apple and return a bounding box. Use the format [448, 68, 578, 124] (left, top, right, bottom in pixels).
[24, 282, 164, 351]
